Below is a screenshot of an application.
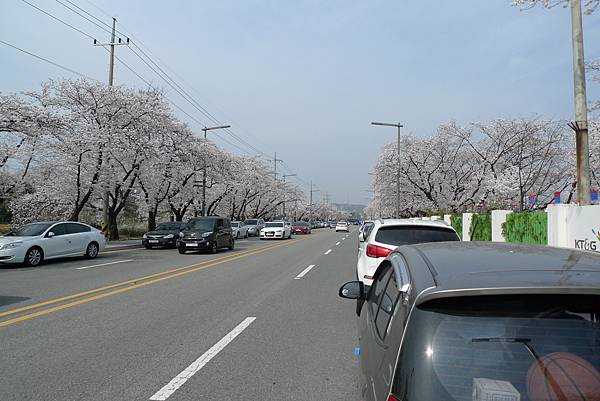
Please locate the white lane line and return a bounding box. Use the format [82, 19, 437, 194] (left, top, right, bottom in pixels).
[150, 317, 256, 401]
[294, 265, 316, 279]
[335, 241, 340, 246]
[324, 249, 332, 255]
[75, 259, 133, 270]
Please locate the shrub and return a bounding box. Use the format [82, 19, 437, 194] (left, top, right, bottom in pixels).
[450, 215, 463, 239]
[470, 214, 492, 241]
[502, 212, 547, 245]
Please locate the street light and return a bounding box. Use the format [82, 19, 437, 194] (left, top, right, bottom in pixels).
[371, 121, 403, 219]
[282, 174, 296, 220]
[201, 125, 231, 216]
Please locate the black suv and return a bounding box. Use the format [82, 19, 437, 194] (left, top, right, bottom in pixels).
[339, 242, 600, 401]
[177, 217, 234, 254]
[142, 222, 185, 249]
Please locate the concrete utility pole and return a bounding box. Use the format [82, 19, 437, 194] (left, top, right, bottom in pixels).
[570, 0, 591, 205]
[372, 121, 403, 218]
[94, 18, 129, 237]
[309, 181, 319, 222]
[201, 125, 231, 216]
[282, 174, 296, 220]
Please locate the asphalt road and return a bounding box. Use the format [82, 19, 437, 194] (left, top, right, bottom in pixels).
[0, 228, 362, 401]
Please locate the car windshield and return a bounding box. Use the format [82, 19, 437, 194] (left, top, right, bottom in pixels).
[5, 223, 53, 237]
[245, 219, 258, 225]
[265, 222, 284, 228]
[155, 223, 182, 231]
[293, 222, 308, 226]
[184, 219, 215, 232]
[375, 225, 459, 246]
[231, 222, 240, 228]
[393, 295, 600, 401]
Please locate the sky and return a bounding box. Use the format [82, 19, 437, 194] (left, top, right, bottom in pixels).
[2, 0, 600, 205]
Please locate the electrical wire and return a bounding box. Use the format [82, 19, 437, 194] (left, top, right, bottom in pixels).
[20, 0, 97, 41]
[0, 39, 96, 80]
[54, 0, 114, 37]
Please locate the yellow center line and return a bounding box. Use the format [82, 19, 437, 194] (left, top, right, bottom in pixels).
[0, 238, 305, 326]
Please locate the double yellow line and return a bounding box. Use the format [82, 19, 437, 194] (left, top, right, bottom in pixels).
[0, 238, 303, 328]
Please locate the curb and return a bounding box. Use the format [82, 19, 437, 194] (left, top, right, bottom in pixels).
[105, 243, 143, 252]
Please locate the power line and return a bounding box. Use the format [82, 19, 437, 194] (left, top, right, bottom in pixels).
[54, 0, 114, 37]
[20, 0, 97, 40]
[0, 39, 96, 80]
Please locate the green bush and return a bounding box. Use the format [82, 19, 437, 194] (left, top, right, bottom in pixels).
[470, 214, 492, 241]
[502, 212, 547, 245]
[450, 215, 462, 239]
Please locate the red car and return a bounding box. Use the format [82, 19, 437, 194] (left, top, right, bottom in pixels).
[292, 221, 311, 234]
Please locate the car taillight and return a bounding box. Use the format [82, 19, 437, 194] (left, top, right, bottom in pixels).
[366, 244, 392, 258]
[387, 394, 400, 401]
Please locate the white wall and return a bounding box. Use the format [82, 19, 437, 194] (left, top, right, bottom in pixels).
[444, 214, 452, 225]
[491, 210, 513, 242]
[462, 213, 473, 241]
[547, 204, 600, 252]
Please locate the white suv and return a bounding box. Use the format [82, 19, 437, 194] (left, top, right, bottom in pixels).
[356, 219, 460, 285]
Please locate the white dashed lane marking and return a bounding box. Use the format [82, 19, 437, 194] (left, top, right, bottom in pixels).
[324, 249, 332, 255]
[295, 265, 316, 279]
[149, 317, 256, 400]
[76, 260, 133, 270]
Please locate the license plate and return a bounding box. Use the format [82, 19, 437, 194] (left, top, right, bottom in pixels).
[149, 240, 159, 243]
[266, 233, 274, 236]
[185, 242, 198, 247]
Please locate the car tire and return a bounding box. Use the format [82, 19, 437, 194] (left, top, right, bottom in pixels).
[210, 242, 217, 254]
[236, 232, 241, 239]
[178, 248, 186, 254]
[85, 242, 99, 259]
[228, 239, 234, 251]
[24, 247, 43, 267]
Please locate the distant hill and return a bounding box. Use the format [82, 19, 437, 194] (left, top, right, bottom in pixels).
[333, 203, 366, 218]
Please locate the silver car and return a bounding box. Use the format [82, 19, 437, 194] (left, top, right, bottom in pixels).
[0, 221, 106, 266]
[231, 221, 249, 239]
[243, 218, 264, 237]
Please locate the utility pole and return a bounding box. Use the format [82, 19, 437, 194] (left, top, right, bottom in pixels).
[372, 121, 403, 218]
[309, 181, 319, 222]
[282, 173, 296, 220]
[201, 125, 231, 216]
[570, 0, 591, 205]
[94, 18, 129, 238]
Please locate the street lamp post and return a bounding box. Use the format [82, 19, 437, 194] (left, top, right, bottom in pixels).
[282, 174, 296, 220]
[371, 122, 403, 219]
[201, 125, 230, 216]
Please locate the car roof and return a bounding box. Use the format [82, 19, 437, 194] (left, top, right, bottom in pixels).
[402, 242, 600, 304]
[377, 218, 452, 229]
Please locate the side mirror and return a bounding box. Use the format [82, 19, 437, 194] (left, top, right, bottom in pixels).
[338, 281, 365, 300]
[358, 232, 365, 242]
[47, 231, 55, 238]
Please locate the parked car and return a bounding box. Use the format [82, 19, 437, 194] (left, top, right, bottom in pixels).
[177, 217, 234, 254]
[292, 221, 311, 235]
[231, 221, 249, 239]
[244, 218, 265, 237]
[260, 221, 292, 240]
[357, 219, 459, 285]
[339, 242, 600, 401]
[335, 221, 350, 232]
[142, 222, 185, 249]
[0, 221, 106, 266]
[329, 221, 337, 229]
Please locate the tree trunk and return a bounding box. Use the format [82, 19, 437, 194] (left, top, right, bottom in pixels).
[147, 209, 157, 232]
[108, 210, 119, 240]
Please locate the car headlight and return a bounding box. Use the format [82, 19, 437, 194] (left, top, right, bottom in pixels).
[1, 241, 23, 250]
[143, 233, 147, 238]
[202, 231, 213, 238]
[276, 230, 283, 233]
[179, 232, 184, 237]
[165, 234, 174, 239]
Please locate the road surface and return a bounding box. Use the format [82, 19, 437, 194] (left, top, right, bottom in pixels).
[0, 228, 362, 401]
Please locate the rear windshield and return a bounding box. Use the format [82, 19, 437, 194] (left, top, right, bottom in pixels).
[293, 222, 308, 226]
[245, 219, 258, 225]
[392, 295, 600, 401]
[375, 225, 458, 246]
[265, 222, 284, 228]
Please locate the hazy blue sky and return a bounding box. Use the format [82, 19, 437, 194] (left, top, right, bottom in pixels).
[2, 0, 600, 205]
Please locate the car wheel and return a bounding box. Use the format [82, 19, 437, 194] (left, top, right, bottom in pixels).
[236, 232, 241, 239]
[228, 239, 234, 251]
[85, 242, 99, 259]
[178, 248, 186, 254]
[244, 232, 248, 238]
[210, 242, 217, 254]
[24, 247, 43, 267]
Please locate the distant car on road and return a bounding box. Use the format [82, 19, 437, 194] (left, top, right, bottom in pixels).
[329, 221, 337, 229]
[231, 221, 249, 239]
[260, 221, 292, 240]
[292, 221, 311, 235]
[142, 222, 185, 249]
[0, 221, 106, 266]
[339, 242, 600, 401]
[244, 218, 264, 237]
[335, 221, 350, 232]
[177, 217, 234, 254]
[357, 219, 459, 285]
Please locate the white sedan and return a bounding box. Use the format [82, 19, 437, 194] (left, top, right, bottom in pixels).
[0, 221, 106, 266]
[335, 221, 350, 232]
[260, 221, 292, 240]
[231, 221, 249, 239]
